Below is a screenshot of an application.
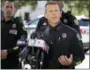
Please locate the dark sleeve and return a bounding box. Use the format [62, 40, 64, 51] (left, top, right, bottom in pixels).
[68, 14, 81, 38]
[72, 18, 81, 37]
[70, 32, 85, 66]
[17, 22, 27, 39]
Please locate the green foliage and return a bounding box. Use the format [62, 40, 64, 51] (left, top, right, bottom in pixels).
[63, 0, 89, 16]
[1, 0, 38, 9]
[47, 0, 89, 16]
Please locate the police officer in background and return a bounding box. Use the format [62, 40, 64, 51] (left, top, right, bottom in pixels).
[58, 1, 81, 36]
[36, 1, 81, 37]
[34, 1, 85, 69]
[1, 0, 27, 69]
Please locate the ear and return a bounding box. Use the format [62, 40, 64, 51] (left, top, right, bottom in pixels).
[60, 11, 62, 18]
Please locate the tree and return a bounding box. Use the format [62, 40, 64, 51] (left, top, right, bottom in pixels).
[1, 0, 38, 9]
[47, 0, 89, 16]
[64, 0, 90, 16]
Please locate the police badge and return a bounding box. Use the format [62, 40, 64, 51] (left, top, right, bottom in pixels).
[62, 33, 67, 39]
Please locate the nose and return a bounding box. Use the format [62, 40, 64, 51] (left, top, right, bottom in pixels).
[8, 7, 12, 11]
[52, 11, 56, 15]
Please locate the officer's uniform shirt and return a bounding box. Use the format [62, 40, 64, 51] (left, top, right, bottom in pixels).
[61, 11, 81, 36]
[1, 17, 27, 69]
[36, 22, 85, 69]
[36, 12, 81, 37]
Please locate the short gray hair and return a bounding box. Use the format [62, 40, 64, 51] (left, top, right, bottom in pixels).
[45, 1, 60, 8]
[45, 1, 61, 12]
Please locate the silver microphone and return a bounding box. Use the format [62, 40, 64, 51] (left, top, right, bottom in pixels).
[28, 39, 49, 53]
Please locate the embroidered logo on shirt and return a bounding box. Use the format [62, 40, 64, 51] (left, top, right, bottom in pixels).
[9, 29, 17, 35]
[62, 33, 67, 39]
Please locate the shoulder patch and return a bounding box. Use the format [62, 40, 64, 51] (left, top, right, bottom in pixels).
[64, 19, 68, 23]
[76, 33, 81, 41]
[74, 19, 79, 25]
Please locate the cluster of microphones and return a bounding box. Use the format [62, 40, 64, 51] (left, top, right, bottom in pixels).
[17, 32, 49, 69]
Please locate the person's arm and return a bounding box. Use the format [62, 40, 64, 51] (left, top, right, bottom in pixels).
[65, 12, 81, 38]
[72, 18, 81, 37]
[7, 18, 27, 55]
[67, 13, 81, 38]
[70, 32, 85, 66]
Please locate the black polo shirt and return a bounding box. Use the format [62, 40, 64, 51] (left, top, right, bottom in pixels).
[36, 22, 84, 69]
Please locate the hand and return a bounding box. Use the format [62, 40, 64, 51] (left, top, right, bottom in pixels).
[1, 50, 8, 60]
[58, 54, 73, 66]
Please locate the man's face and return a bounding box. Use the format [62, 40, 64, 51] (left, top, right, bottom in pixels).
[3, 1, 15, 18]
[45, 4, 61, 24]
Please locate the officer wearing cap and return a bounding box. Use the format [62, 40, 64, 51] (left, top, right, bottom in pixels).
[1, 0, 27, 69]
[35, 1, 85, 69]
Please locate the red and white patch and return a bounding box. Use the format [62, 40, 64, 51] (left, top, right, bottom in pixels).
[9, 29, 17, 35]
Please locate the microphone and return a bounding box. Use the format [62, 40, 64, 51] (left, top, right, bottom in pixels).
[26, 32, 49, 69]
[30, 32, 37, 39]
[28, 39, 49, 53]
[28, 38, 49, 69]
[19, 47, 29, 59]
[17, 35, 27, 46]
[17, 40, 26, 46]
[40, 51, 44, 68]
[30, 32, 37, 56]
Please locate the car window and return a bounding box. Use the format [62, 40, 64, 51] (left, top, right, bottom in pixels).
[31, 18, 39, 25]
[78, 19, 90, 26]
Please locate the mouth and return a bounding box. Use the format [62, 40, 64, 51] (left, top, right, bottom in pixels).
[52, 17, 58, 20]
[6, 12, 12, 15]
